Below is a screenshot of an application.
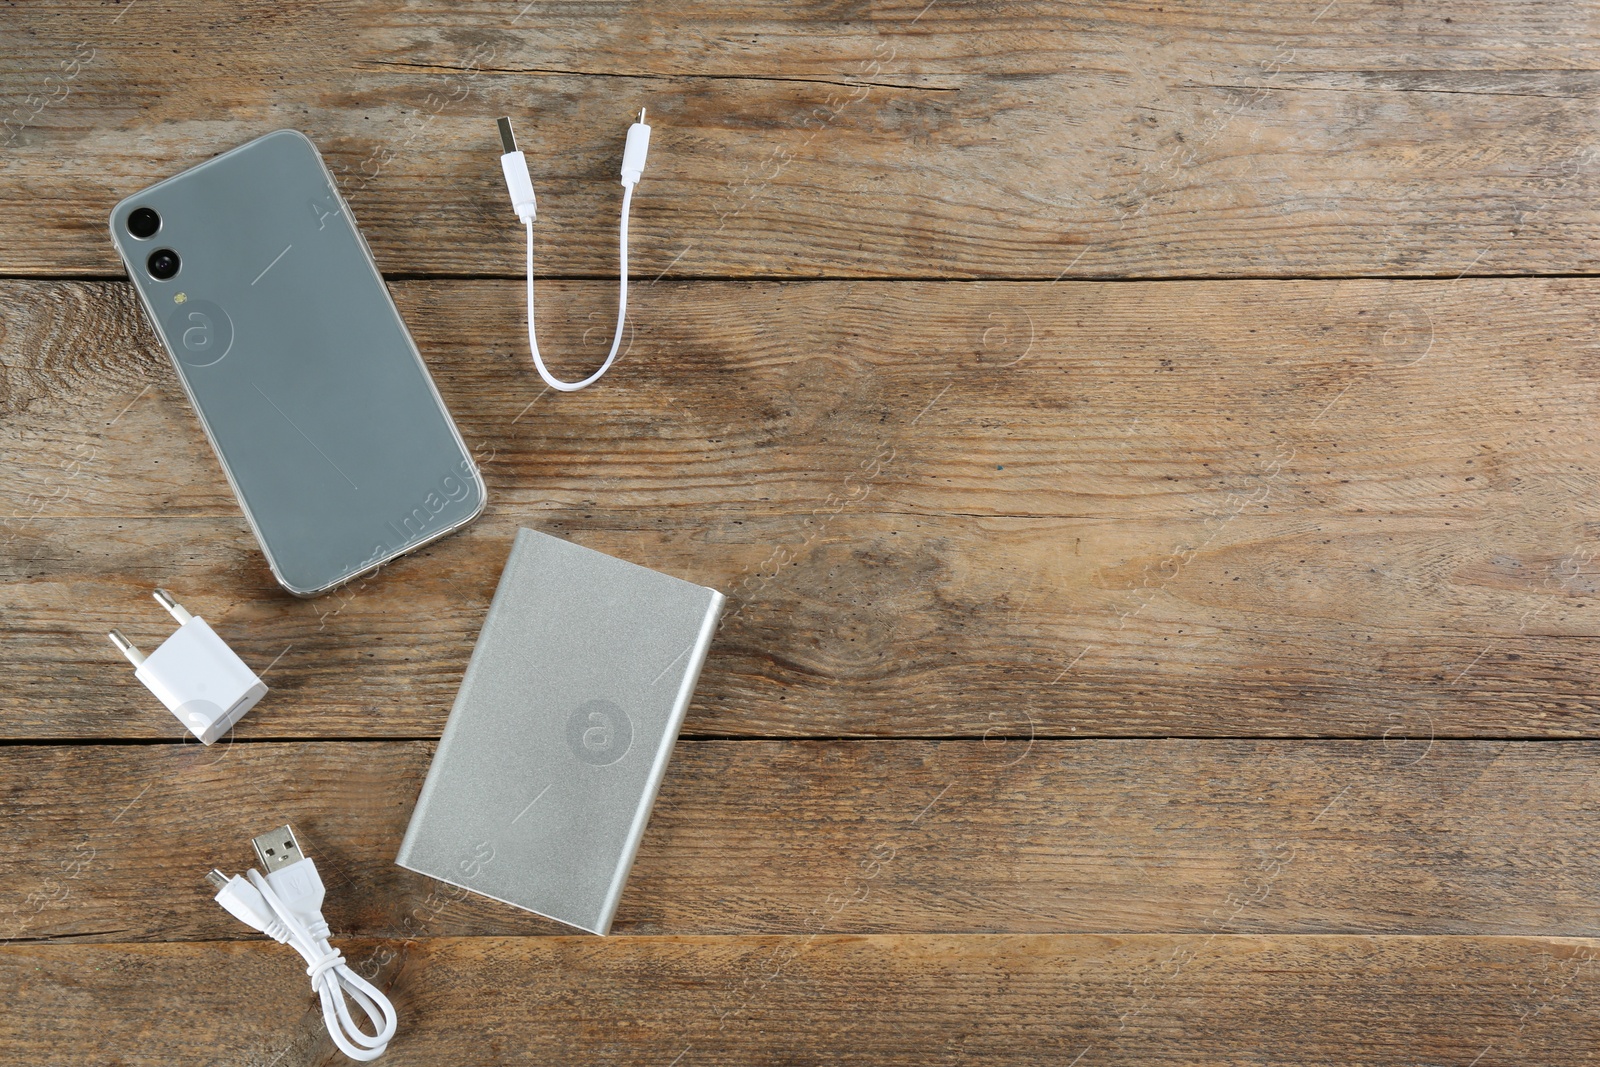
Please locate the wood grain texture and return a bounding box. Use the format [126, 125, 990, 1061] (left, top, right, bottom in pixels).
[5, 934, 1599, 1065]
[6, 2, 1600, 278]
[8, 3, 1600, 1063]
[4, 740, 1599, 943]
[5, 277, 1600, 738]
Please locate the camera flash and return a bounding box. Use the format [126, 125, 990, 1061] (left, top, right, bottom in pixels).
[174, 292, 187, 303]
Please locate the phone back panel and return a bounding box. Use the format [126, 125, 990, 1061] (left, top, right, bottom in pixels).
[110, 130, 485, 596]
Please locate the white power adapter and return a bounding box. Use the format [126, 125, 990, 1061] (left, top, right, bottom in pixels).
[108, 589, 267, 744]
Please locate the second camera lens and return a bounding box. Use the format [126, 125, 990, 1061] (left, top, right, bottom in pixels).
[127, 207, 160, 239]
[147, 249, 180, 280]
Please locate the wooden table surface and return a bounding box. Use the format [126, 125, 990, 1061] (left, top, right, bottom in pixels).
[6, 2, 1600, 1064]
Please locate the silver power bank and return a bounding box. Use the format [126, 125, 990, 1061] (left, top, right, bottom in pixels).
[396, 528, 724, 934]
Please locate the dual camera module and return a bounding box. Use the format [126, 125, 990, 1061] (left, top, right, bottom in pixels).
[125, 207, 179, 280]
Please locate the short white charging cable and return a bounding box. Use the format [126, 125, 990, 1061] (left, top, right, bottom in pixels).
[209, 825, 398, 1061]
[497, 111, 651, 392]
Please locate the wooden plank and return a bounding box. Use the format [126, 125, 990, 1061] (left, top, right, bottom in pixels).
[11, 510, 1600, 740]
[4, 933, 1597, 1064]
[9, 277, 1598, 521]
[5, 740, 1600, 943]
[6, 3, 1600, 278]
[6, 277, 1600, 738]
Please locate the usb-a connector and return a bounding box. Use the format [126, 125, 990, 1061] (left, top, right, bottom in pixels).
[251, 824, 306, 873]
[250, 826, 325, 934]
[497, 116, 537, 222]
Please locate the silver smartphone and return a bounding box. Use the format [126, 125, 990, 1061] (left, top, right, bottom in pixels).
[109, 130, 486, 597]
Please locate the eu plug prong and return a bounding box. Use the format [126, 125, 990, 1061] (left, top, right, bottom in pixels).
[108, 629, 146, 667]
[153, 588, 193, 625]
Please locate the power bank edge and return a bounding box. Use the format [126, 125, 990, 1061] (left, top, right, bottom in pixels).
[599, 583, 723, 932]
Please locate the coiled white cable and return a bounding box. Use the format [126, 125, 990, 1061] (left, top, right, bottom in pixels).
[209, 826, 398, 1061]
[499, 111, 651, 392]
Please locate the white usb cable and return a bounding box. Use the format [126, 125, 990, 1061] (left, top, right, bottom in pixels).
[497, 111, 651, 391]
[208, 826, 398, 1061]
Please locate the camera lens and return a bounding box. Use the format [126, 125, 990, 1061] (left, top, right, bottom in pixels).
[127, 207, 160, 239]
[147, 248, 180, 280]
